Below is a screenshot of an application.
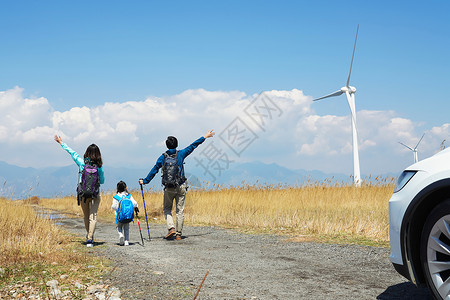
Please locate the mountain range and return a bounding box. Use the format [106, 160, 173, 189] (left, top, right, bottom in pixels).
[0, 160, 394, 199]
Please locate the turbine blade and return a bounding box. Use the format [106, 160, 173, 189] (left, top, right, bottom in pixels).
[313, 90, 344, 101]
[414, 133, 425, 149]
[399, 142, 414, 151]
[346, 24, 359, 87]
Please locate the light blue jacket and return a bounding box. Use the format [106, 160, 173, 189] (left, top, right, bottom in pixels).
[60, 142, 105, 185]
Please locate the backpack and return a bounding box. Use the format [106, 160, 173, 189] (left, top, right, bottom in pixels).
[77, 158, 100, 205]
[115, 194, 134, 223]
[161, 151, 183, 188]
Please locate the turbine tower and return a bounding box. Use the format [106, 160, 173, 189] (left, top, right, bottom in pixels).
[313, 25, 361, 186]
[399, 133, 425, 163]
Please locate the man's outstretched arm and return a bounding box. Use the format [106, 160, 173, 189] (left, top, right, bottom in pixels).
[181, 130, 215, 158]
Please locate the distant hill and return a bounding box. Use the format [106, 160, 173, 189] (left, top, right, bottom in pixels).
[0, 160, 394, 199]
[188, 161, 350, 187]
[0, 161, 161, 199]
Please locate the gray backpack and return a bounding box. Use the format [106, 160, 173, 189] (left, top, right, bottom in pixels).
[161, 151, 182, 188]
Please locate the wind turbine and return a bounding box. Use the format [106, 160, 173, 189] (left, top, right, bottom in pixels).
[399, 133, 425, 163]
[313, 25, 361, 187]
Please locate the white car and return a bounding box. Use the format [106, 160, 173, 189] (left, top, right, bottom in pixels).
[390, 147, 450, 299]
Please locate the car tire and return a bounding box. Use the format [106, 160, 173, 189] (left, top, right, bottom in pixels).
[420, 199, 450, 300]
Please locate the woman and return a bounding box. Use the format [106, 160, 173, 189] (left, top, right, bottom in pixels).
[54, 135, 105, 247]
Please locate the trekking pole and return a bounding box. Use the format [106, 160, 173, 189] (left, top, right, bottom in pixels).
[193, 270, 209, 300]
[135, 212, 144, 246]
[140, 183, 151, 240]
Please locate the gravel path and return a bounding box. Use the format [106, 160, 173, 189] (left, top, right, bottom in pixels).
[59, 216, 433, 300]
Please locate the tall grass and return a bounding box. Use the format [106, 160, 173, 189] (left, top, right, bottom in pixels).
[38, 178, 394, 246]
[188, 180, 393, 245]
[0, 197, 64, 265]
[0, 197, 112, 298]
[39, 191, 163, 222]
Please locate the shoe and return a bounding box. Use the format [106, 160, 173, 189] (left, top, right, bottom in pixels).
[165, 228, 176, 239]
[86, 239, 93, 248]
[176, 234, 182, 241]
[119, 236, 124, 246]
[124, 241, 129, 246]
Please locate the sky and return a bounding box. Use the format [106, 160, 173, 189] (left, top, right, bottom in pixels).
[1, 0, 449, 181]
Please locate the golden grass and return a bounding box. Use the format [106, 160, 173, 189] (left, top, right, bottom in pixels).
[38, 190, 163, 223]
[0, 197, 65, 264]
[187, 180, 394, 246]
[38, 178, 395, 247]
[0, 197, 111, 297]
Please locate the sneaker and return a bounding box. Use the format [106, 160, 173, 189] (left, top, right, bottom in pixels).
[124, 241, 129, 246]
[175, 234, 182, 241]
[165, 228, 176, 239]
[86, 239, 93, 248]
[119, 236, 124, 246]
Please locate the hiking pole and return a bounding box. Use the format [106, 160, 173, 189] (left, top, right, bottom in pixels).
[193, 270, 209, 300]
[135, 212, 144, 246]
[140, 183, 151, 240]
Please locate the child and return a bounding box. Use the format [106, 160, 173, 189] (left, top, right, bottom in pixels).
[111, 181, 139, 246]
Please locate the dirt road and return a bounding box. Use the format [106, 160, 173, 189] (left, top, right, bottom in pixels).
[60, 217, 432, 299]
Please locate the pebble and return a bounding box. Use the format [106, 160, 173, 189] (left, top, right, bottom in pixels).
[75, 281, 86, 289]
[86, 284, 104, 294]
[46, 279, 63, 298]
[108, 287, 121, 298]
[0, 280, 122, 300]
[153, 271, 164, 275]
[46, 279, 59, 288]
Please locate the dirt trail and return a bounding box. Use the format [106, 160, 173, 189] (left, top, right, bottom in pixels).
[59, 216, 432, 299]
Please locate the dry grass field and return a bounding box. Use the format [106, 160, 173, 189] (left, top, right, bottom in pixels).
[0, 197, 109, 298]
[0, 197, 64, 264]
[39, 178, 395, 247]
[0, 180, 394, 297]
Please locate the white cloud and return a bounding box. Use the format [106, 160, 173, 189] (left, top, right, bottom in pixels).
[53, 107, 94, 138]
[22, 126, 55, 143]
[0, 125, 8, 140]
[430, 123, 450, 136]
[0, 87, 54, 143]
[0, 86, 447, 174]
[296, 114, 350, 155]
[0, 86, 23, 108]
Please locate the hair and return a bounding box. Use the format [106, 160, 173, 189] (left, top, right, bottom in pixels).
[117, 180, 127, 193]
[166, 136, 178, 149]
[84, 144, 103, 167]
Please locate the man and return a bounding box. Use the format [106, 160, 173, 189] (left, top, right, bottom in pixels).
[139, 130, 215, 240]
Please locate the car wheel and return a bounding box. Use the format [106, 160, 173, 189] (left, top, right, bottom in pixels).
[421, 200, 450, 300]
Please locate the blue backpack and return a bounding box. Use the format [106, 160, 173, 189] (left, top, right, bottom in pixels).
[114, 194, 134, 223]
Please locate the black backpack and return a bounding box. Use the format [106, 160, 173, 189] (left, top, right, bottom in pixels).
[161, 151, 183, 188]
[77, 158, 100, 205]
